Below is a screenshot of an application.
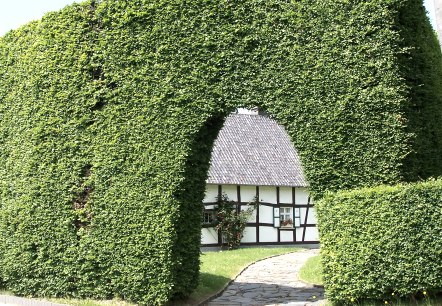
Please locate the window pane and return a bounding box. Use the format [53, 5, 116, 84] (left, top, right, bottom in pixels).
[203, 211, 215, 224]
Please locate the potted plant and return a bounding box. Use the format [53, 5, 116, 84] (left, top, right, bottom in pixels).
[280, 218, 293, 228]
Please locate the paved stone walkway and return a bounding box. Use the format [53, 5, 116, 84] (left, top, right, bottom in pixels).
[207, 249, 325, 306]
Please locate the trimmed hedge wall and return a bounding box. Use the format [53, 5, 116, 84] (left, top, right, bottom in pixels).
[0, 0, 441, 304]
[399, 0, 442, 180]
[317, 179, 442, 303]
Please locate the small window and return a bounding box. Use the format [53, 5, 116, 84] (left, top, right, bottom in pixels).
[203, 210, 216, 225]
[280, 207, 293, 228]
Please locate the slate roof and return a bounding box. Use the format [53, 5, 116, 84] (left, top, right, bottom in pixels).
[206, 113, 308, 187]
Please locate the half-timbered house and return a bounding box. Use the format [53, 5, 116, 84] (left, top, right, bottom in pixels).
[201, 109, 319, 246]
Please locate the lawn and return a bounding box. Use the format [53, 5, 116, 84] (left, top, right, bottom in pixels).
[298, 254, 323, 286]
[2, 247, 298, 306]
[298, 255, 442, 306]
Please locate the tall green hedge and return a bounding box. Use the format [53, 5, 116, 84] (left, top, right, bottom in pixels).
[399, 0, 442, 180]
[0, 0, 441, 304]
[317, 179, 442, 303]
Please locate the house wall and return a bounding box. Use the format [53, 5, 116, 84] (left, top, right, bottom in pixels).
[201, 184, 319, 246]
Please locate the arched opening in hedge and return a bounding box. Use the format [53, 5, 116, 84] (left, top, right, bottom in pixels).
[199, 107, 317, 247]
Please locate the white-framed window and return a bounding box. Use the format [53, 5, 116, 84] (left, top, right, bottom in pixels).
[280, 207, 293, 227]
[273, 207, 301, 228]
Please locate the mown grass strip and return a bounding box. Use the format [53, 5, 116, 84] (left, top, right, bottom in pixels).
[299, 255, 323, 286]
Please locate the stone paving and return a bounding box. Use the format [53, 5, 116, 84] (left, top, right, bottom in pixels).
[207, 249, 325, 306]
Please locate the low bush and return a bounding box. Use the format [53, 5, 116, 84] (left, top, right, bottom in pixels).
[317, 179, 442, 304]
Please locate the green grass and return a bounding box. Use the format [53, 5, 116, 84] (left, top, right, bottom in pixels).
[2, 247, 299, 306]
[45, 298, 133, 306]
[299, 255, 323, 286]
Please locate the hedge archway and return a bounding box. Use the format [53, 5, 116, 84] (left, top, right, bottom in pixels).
[0, 0, 441, 304]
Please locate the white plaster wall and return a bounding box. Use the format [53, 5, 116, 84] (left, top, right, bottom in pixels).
[222, 185, 238, 201]
[299, 207, 310, 224]
[241, 227, 256, 243]
[298, 207, 318, 225]
[259, 205, 274, 224]
[240, 185, 257, 202]
[202, 184, 319, 245]
[299, 207, 307, 224]
[204, 184, 218, 202]
[295, 228, 304, 242]
[201, 228, 218, 244]
[304, 227, 319, 242]
[295, 187, 309, 204]
[259, 227, 278, 242]
[279, 186, 292, 203]
[241, 206, 257, 222]
[280, 230, 294, 242]
[307, 207, 317, 224]
[259, 186, 277, 203]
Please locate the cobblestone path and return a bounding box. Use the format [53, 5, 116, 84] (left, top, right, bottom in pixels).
[207, 249, 325, 306]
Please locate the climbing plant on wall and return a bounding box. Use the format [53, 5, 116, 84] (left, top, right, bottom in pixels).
[215, 193, 257, 250]
[0, 0, 441, 305]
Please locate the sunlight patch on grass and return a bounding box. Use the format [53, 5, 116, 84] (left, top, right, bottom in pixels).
[47, 298, 133, 306]
[299, 255, 323, 286]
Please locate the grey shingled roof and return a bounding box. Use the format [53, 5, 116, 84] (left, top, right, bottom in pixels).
[206, 113, 308, 187]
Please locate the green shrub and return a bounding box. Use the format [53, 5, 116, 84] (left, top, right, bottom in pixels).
[317, 179, 442, 304]
[0, 0, 441, 305]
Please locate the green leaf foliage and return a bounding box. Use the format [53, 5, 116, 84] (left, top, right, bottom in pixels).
[398, 0, 442, 180]
[316, 179, 442, 304]
[0, 0, 441, 304]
